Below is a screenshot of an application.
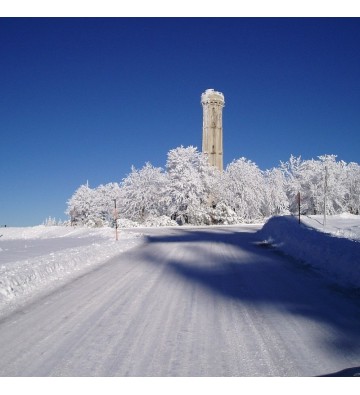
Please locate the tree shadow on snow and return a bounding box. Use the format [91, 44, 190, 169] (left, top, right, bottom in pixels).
[143, 228, 360, 362]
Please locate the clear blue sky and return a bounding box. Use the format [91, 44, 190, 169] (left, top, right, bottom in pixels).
[1, 17, 360, 226]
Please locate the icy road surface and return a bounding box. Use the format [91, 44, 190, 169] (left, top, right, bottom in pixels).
[1, 226, 360, 377]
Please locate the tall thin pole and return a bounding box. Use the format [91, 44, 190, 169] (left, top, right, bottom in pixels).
[113, 199, 118, 241]
[297, 191, 301, 224]
[323, 166, 328, 227]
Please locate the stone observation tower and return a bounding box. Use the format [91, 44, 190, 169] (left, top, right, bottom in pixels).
[201, 88, 225, 171]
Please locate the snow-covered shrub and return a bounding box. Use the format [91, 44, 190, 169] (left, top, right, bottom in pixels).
[117, 216, 178, 228]
[117, 218, 141, 228]
[43, 217, 59, 226]
[211, 202, 239, 225]
[143, 215, 178, 227]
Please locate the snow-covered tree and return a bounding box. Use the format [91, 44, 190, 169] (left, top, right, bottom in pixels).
[263, 168, 289, 217]
[65, 182, 121, 227]
[221, 158, 265, 222]
[66, 183, 98, 226]
[319, 155, 347, 215]
[166, 146, 216, 224]
[280, 155, 303, 213]
[297, 158, 324, 215]
[345, 162, 360, 214]
[93, 183, 122, 226]
[119, 162, 168, 223]
[281, 155, 348, 215]
[280, 155, 321, 214]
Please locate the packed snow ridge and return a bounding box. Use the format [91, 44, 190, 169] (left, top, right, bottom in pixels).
[258, 214, 360, 290]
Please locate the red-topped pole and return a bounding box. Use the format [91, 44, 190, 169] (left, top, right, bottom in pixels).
[113, 199, 118, 241]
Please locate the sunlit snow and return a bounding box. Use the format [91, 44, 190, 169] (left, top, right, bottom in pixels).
[0, 226, 143, 316]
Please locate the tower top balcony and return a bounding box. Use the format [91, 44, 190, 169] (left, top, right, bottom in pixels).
[201, 89, 225, 106]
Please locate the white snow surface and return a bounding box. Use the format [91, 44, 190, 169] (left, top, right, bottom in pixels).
[1, 221, 360, 376]
[258, 214, 360, 289]
[1, 214, 360, 318]
[0, 226, 142, 316]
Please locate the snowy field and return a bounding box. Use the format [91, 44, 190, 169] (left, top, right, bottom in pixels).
[258, 213, 360, 290]
[0, 226, 143, 317]
[1, 214, 360, 317]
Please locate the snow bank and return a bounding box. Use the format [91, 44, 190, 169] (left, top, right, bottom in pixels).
[0, 226, 143, 316]
[257, 215, 360, 289]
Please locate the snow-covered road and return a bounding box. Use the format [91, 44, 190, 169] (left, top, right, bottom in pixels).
[0, 225, 360, 376]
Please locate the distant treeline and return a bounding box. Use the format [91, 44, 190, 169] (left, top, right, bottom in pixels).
[65, 147, 360, 227]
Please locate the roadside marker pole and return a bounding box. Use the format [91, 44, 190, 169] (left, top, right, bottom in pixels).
[113, 199, 119, 241]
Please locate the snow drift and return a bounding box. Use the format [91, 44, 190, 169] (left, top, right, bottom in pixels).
[257, 215, 360, 289]
[0, 226, 143, 316]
